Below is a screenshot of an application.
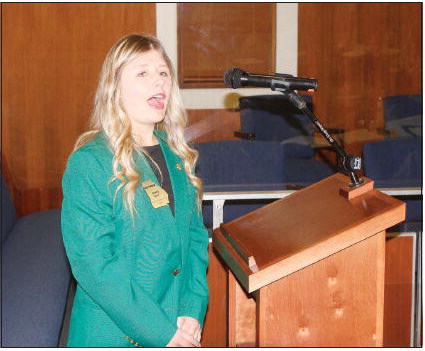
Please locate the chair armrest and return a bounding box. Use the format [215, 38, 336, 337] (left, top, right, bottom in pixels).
[376, 128, 396, 139]
[234, 130, 256, 140]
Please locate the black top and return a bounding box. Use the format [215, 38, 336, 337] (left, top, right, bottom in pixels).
[143, 144, 175, 216]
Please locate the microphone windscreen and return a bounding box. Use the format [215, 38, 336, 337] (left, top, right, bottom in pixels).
[223, 68, 246, 88]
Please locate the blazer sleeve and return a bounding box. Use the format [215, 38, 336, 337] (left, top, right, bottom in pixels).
[177, 199, 209, 327]
[61, 149, 177, 347]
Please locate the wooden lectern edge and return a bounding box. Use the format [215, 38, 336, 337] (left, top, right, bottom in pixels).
[217, 174, 346, 271]
[220, 224, 257, 272]
[247, 202, 405, 293]
[253, 188, 405, 273]
[212, 173, 406, 294]
[214, 201, 405, 294]
[213, 228, 252, 292]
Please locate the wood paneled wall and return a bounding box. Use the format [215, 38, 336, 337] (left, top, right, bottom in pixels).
[2, 3, 422, 216]
[186, 109, 240, 144]
[298, 3, 421, 156]
[2, 3, 156, 215]
[177, 3, 276, 88]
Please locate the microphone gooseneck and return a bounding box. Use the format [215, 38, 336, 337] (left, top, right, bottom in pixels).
[223, 67, 363, 187]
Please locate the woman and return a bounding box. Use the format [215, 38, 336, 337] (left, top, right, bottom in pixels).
[61, 34, 209, 347]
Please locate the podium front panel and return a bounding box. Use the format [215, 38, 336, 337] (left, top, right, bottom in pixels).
[256, 231, 385, 347]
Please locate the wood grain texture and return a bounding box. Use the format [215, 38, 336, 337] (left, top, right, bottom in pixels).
[14, 187, 63, 217]
[177, 3, 276, 88]
[214, 173, 405, 292]
[213, 227, 252, 291]
[339, 176, 374, 199]
[186, 109, 240, 144]
[228, 271, 256, 347]
[1, 152, 16, 206]
[247, 197, 402, 293]
[298, 3, 421, 157]
[384, 235, 414, 347]
[256, 232, 385, 347]
[2, 3, 156, 215]
[376, 231, 386, 347]
[201, 244, 228, 347]
[215, 224, 416, 347]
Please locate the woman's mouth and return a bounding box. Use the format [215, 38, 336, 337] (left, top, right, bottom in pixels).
[147, 93, 166, 110]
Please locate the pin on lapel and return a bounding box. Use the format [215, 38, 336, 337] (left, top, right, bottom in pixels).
[176, 163, 182, 171]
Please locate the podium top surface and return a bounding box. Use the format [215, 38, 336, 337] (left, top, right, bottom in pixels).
[217, 174, 405, 273]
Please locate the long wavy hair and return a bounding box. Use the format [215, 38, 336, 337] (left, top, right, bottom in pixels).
[74, 33, 203, 216]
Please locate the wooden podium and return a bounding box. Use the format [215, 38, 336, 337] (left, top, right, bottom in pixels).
[212, 173, 406, 347]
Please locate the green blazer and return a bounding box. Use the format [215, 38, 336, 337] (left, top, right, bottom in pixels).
[61, 130, 209, 347]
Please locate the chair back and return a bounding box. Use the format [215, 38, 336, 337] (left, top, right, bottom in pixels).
[363, 137, 422, 229]
[239, 94, 315, 158]
[2, 208, 71, 347]
[194, 140, 287, 191]
[383, 94, 422, 138]
[194, 140, 288, 227]
[363, 137, 422, 187]
[1, 171, 17, 243]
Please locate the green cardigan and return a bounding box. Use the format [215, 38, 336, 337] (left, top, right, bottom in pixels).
[61, 130, 209, 347]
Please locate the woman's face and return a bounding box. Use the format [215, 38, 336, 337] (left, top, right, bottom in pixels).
[119, 49, 172, 135]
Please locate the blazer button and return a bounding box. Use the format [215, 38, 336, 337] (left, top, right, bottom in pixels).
[172, 269, 181, 276]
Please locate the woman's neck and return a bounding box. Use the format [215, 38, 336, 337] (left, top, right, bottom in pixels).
[132, 126, 158, 146]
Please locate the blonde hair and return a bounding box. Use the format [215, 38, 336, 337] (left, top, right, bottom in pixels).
[74, 33, 203, 216]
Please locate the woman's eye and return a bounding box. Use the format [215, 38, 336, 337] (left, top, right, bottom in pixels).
[137, 71, 147, 77]
[160, 71, 169, 77]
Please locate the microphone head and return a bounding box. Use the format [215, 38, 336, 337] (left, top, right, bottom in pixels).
[224, 68, 246, 88]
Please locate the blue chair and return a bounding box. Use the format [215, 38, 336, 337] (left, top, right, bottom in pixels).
[236, 95, 336, 187]
[383, 94, 422, 138]
[195, 140, 288, 192]
[194, 140, 288, 227]
[238, 94, 315, 158]
[1, 171, 17, 244]
[1, 172, 71, 347]
[362, 137, 422, 232]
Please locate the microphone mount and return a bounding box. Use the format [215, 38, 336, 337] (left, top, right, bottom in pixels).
[272, 84, 364, 187]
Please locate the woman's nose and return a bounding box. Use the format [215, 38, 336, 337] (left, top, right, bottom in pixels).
[153, 74, 166, 87]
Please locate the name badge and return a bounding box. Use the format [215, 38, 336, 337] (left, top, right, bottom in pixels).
[142, 180, 169, 208]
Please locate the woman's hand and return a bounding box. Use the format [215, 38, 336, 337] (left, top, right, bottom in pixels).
[166, 327, 200, 347]
[177, 316, 202, 343]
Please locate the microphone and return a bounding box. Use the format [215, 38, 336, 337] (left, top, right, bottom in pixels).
[224, 68, 318, 91]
